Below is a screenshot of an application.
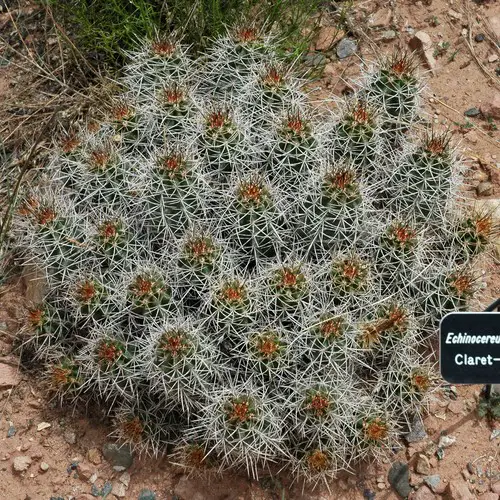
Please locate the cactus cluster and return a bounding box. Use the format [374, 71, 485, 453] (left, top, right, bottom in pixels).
[12, 28, 497, 487]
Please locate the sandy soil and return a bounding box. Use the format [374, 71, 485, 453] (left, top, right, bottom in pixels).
[0, 0, 499, 498]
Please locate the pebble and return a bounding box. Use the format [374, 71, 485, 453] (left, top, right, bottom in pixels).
[40, 462, 49, 472]
[13, 456, 32, 473]
[381, 30, 397, 41]
[464, 107, 481, 117]
[488, 54, 499, 63]
[405, 414, 428, 443]
[87, 448, 102, 465]
[336, 38, 358, 59]
[370, 7, 392, 28]
[112, 482, 127, 498]
[388, 461, 412, 498]
[448, 9, 462, 20]
[447, 400, 463, 414]
[37, 422, 51, 432]
[102, 443, 133, 470]
[138, 490, 156, 500]
[119, 472, 131, 488]
[446, 479, 475, 499]
[409, 31, 438, 73]
[425, 474, 445, 493]
[475, 33, 485, 42]
[477, 181, 493, 197]
[77, 462, 93, 481]
[490, 429, 500, 440]
[7, 423, 16, 438]
[302, 53, 327, 67]
[416, 454, 431, 475]
[438, 435, 456, 448]
[412, 484, 436, 499]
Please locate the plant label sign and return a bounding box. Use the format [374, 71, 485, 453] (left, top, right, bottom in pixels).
[440, 312, 500, 384]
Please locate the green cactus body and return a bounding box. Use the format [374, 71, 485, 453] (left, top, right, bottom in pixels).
[127, 272, 172, 317]
[12, 33, 486, 483]
[331, 101, 379, 174]
[366, 52, 420, 129]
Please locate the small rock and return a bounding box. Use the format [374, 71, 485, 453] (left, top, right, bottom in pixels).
[37, 422, 51, 432]
[410, 472, 424, 487]
[112, 482, 126, 498]
[363, 490, 376, 500]
[315, 26, 345, 51]
[425, 475, 445, 494]
[406, 414, 428, 443]
[446, 480, 475, 500]
[77, 462, 93, 481]
[475, 33, 485, 42]
[464, 107, 481, 117]
[409, 31, 432, 51]
[64, 431, 77, 445]
[448, 9, 462, 20]
[323, 63, 337, 76]
[0, 358, 20, 389]
[410, 485, 436, 500]
[447, 400, 463, 414]
[370, 8, 392, 28]
[336, 38, 357, 59]
[20, 443, 31, 452]
[388, 461, 412, 498]
[381, 30, 397, 41]
[409, 32, 437, 72]
[488, 54, 499, 63]
[7, 423, 16, 438]
[467, 462, 476, 475]
[438, 435, 456, 448]
[138, 490, 156, 500]
[481, 93, 500, 120]
[13, 456, 32, 473]
[490, 429, 500, 440]
[416, 454, 431, 475]
[377, 482, 386, 490]
[464, 130, 479, 144]
[479, 493, 499, 500]
[40, 462, 49, 472]
[302, 53, 327, 67]
[102, 482, 113, 497]
[492, 482, 500, 494]
[119, 472, 130, 488]
[87, 448, 102, 465]
[102, 443, 133, 470]
[477, 181, 494, 197]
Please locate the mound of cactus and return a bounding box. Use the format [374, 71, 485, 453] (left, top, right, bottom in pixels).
[12, 27, 497, 487]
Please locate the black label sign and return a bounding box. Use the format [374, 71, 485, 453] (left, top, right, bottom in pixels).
[440, 312, 500, 384]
